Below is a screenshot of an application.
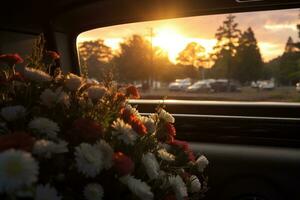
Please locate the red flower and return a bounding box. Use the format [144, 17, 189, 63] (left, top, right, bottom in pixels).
[10, 72, 26, 82]
[113, 152, 134, 176]
[46, 51, 60, 60]
[0, 132, 35, 152]
[156, 123, 176, 143]
[166, 123, 176, 139]
[126, 85, 140, 99]
[66, 118, 103, 145]
[170, 139, 189, 151]
[0, 54, 23, 65]
[169, 139, 195, 162]
[163, 194, 177, 200]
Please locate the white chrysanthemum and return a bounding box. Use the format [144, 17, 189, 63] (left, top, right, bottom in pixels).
[24, 67, 52, 82]
[142, 153, 160, 180]
[168, 175, 188, 200]
[75, 143, 104, 178]
[95, 140, 113, 169]
[158, 109, 175, 123]
[35, 184, 61, 200]
[33, 139, 68, 158]
[112, 118, 137, 145]
[1, 105, 26, 122]
[140, 116, 156, 134]
[124, 104, 141, 118]
[0, 150, 38, 192]
[157, 149, 175, 162]
[120, 175, 153, 200]
[40, 87, 70, 108]
[189, 175, 201, 193]
[83, 183, 104, 200]
[86, 85, 107, 100]
[195, 155, 209, 172]
[28, 117, 59, 139]
[65, 73, 83, 91]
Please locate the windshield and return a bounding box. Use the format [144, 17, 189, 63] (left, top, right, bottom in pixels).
[77, 8, 300, 102]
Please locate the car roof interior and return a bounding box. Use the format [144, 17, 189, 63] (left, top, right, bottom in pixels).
[3, 0, 300, 35]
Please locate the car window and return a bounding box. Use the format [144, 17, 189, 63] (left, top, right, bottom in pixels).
[77, 8, 300, 102]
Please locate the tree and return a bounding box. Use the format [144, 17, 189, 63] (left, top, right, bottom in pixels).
[78, 40, 113, 80]
[285, 37, 297, 53]
[233, 27, 263, 84]
[278, 37, 300, 85]
[114, 35, 154, 82]
[176, 42, 207, 79]
[176, 42, 206, 67]
[211, 14, 241, 80]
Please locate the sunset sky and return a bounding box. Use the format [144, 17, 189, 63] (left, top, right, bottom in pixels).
[77, 8, 299, 64]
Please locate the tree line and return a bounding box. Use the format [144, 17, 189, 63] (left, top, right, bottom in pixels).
[78, 14, 300, 86]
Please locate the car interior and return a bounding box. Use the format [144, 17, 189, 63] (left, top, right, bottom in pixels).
[1, 0, 300, 199]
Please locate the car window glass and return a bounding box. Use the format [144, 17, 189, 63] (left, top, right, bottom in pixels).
[77, 8, 300, 102]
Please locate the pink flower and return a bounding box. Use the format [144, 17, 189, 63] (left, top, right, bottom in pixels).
[113, 152, 134, 176]
[0, 53, 23, 65]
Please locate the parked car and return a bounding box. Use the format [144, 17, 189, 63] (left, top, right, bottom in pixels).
[168, 78, 191, 91]
[296, 82, 300, 92]
[251, 80, 275, 90]
[186, 79, 215, 93]
[259, 80, 275, 90]
[210, 79, 240, 92]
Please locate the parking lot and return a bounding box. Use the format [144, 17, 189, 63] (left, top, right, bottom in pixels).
[140, 86, 300, 102]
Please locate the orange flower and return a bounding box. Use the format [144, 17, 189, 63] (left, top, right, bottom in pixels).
[126, 85, 140, 99]
[129, 116, 147, 136]
[0, 53, 23, 65]
[0, 132, 35, 152]
[121, 109, 147, 135]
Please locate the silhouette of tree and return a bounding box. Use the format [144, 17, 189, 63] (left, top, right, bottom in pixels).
[211, 14, 241, 80]
[78, 40, 113, 80]
[114, 35, 153, 82]
[278, 37, 300, 85]
[285, 37, 298, 53]
[233, 27, 263, 84]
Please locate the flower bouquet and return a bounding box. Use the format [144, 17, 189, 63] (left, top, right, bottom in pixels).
[0, 36, 208, 200]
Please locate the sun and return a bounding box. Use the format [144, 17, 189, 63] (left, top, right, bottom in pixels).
[152, 28, 188, 63]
